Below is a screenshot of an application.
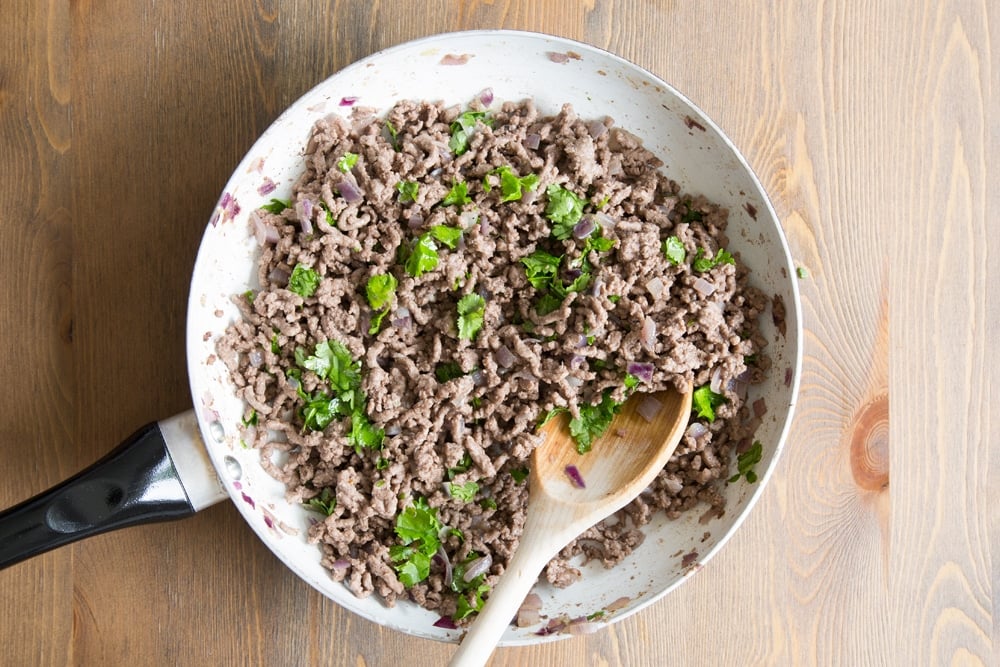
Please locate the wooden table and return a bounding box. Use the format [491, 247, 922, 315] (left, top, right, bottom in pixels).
[1, 2, 995, 665]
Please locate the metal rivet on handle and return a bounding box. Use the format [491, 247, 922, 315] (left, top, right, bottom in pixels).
[223, 455, 242, 480]
[209, 420, 225, 442]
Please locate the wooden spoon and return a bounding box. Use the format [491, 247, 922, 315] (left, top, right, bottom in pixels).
[449, 388, 692, 667]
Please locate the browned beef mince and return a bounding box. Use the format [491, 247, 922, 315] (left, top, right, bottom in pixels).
[218, 99, 769, 617]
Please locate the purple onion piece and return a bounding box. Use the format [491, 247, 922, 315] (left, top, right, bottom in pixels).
[686, 422, 709, 438]
[248, 349, 264, 367]
[268, 266, 290, 286]
[331, 559, 350, 571]
[565, 464, 586, 489]
[640, 316, 657, 352]
[495, 345, 516, 369]
[626, 361, 654, 384]
[645, 276, 665, 300]
[548, 51, 569, 63]
[478, 87, 494, 106]
[407, 212, 424, 229]
[337, 178, 364, 204]
[785, 367, 794, 387]
[637, 394, 663, 423]
[462, 553, 492, 582]
[471, 370, 486, 387]
[710, 367, 724, 393]
[433, 616, 458, 630]
[586, 119, 608, 139]
[257, 178, 276, 196]
[436, 545, 453, 588]
[478, 216, 492, 235]
[569, 354, 586, 370]
[524, 133, 541, 150]
[565, 267, 583, 280]
[693, 277, 716, 296]
[251, 212, 280, 245]
[339, 96, 358, 106]
[572, 216, 597, 239]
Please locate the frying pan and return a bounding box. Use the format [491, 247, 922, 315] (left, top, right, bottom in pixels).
[0, 30, 801, 645]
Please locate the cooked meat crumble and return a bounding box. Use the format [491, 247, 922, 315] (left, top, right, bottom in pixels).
[218, 98, 769, 620]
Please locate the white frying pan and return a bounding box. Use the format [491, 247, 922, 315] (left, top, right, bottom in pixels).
[0, 30, 801, 646]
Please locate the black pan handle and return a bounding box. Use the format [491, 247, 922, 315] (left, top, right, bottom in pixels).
[0, 412, 227, 569]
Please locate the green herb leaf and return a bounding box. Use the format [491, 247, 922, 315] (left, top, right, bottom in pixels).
[447, 481, 479, 502]
[693, 247, 735, 273]
[366, 273, 397, 311]
[520, 251, 562, 290]
[430, 225, 463, 249]
[447, 453, 472, 480]
[662, 236, 686, 265]
[391, 497, 442, 587]
[260, 198, 289, 214]
[435, 361, 466, 383]
[396, 180, 419, 203]
[270, 334, 280, 354]
[454, 582, 490, 620]
[692, 384, 726, 422]
[681, 201, 704, 223]
[288, 263, 320, 298]
[729, 440, 763, 483]
[480, 498, 497, 510]
[442, 181, 472, 207]
[376, 457, 391, 470]
[449, 110, 492, 156]
[584, 231, 615, 254]
[510, 467, 529, 484]
[457, 293, 486, 340]
[569, 390, 622, 454]
[545, 184, 587, 239]
[624, 373, 640, 391]
[797, 266, 808, 279]
[404, 234, 440, 277]
[384, 120, 400, 151]
[299, 390, 337, 431]
[489, 166, 540, 203]
[241, 409, 258, 427]
[534, 292, 563, 316]
[304, 488, 336, 516]
[337, 152, 358, 172]
[349, 412, 384, 450]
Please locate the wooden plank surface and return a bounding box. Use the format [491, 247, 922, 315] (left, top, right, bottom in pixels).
[0, 1, 995, 665]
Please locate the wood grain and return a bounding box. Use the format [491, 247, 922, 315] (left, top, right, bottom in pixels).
[0, 1, 995, 665]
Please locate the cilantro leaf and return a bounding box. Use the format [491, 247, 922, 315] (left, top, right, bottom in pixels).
[369, 309, 389, 335]
[457, 293, 486, 340]
[337, 152, 358, 173]
[692, 384, 726, 422]
[288, 263, 320, 298]
[681, 201, 704, 223]
[404, 234, 440, 277]
[430, 225, 463, 249]
[304, 488, 336, 516]
[447, 452, 472, 480]
[584, 231, 615, 254]
[510, 467, 529, 484]
[520, 251, 562, 289]
[729, 440, 763, 483]
[569, 390, 622, 454]
[534, 292, 564, 316]
[662, 236, 686, 265]
[489, 166, 540, 203]
[270, 333, 280, 354]
[545, 184, 586, 239]
[299, 389, 337, 431]
[349, 412, 384, 450]
[447, 481, 479, 502]
[442, 181, 472, 207]
[693, 247, 735, 273]
[624, 373, 640, 391]
[366, 273, 397, 311]
[391, 498, 443, 588]
[396, 180, 419, 203]
[449, 110, 492, 156]
[435, 361, 466, 383]
[384, 120, 400, 151]
[261, 198, 289, 214]
[454, 581, 490, 620]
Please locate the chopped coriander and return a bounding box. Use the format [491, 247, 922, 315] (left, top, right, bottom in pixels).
[243, 289, 255, 304]
[349, 411, 384, 451]
[454, 581, 490, 620]
[729, 441, 763, 483]
[376, 457, 390, 470]
[692, 384, 726, 422]
[435, 361, 466, 383]
[299, 389, 337, 431]
[545, 184, 587, 239]
[535, 292, 564, 316]
[587, 610, 607, 621]
[693, 247, 736, 273]
[404, 234, 440, 277]
[270, 333, 280, 354]
[304, 488, 336, 516]
[442, 181, 472, 207]
[744, 353, 759, 365]
[662, 236, 686, 265]
[584, 232, 615, 253]
[447, 481, 479, 502]
[480, 498, 497, 510]
[396, 180, 419, 203]
[366, 273, 397, 312]
[797, 266, 809, 279]
[337, 152, 358, 172]
[488, 166, 540, 202]
[241, 409, 258, 427]
[447, 452, 472, 480]
[457, 293, 486, 340]
[520, 251, 562, 290]
[595, 194, 611, 209]
[288, 263, 320, 298]
[449, 110, 492, 156]
[681, 201, 704, 223]
[510, 467, 529, 484]
[319, 202, 335, 227]
[384, 119, 400, 150]
[260, 198, 289, 214]
[569, 390, 622, 454]
[608, 294, 621, 304]
[430, 225, 463, 249]
[624, 373, 640, 391]
[390, 497, 442, 587]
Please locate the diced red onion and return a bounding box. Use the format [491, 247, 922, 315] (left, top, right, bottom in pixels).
[569, 354, 586, 370]
[548, 51, 569, 63]
[462, 553, 492, 582]
[251, 212, 280, 245]
[521, 188, 538, 204]
[586, 119, 608, 139]
[495, 345, 516, 369]
[287, 375, 301, 391]
[640, 316, 657, 351]
[471, 370, 486, 387]
[268, 266, 290, 285]
[710, 367, 724, 393]
[248, 349, 264, 367]
[524, 133, 541, 150]
[385, 424, 401, 437]
[591, 276, 604, 298]
[460, 210, 479, 228]
[520, 592, 542, 611]
[693, 277, 716, 296]
[565, 267, 583, 280]
[566, 620, 601, 636]
[407, 212, 424, 229]
[511, 370, 538, 383]
[478, 216, 492, 235]
[565, 465, 586, 488]
[337, 178, 364, 204]
[440, 53, 471, 65]
[478, 87, 494, 106]
[433, 616, 458, 630]
[637, 394, 663, 423]
[294, 199, 314, 234]
[686, 422, 708, 438]
[339, 96, 358, 107]
[594, 211, 616, 230]
[565, 375, 583, 388]
[257, 178, 276, 196]
[331, 559, 351, 572]
[572, 216, 597, 239]
[517, 608, 541, 627]
[626, 361, 654, 383]
[753, 398, 768, 418]
[391, 306, 412, 329]
[663, 476, 684, 494]
[536, 618, 567, 636]
[645, 276, 665, 300]
[434, 545, 453, 588]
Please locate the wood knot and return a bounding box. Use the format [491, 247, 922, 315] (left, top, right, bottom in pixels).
[849, 393, 889, 491]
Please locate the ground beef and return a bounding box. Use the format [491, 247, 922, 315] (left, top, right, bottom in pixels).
[218, 98, 769, 617]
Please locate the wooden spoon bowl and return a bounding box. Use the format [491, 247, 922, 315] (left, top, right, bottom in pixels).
[450, 388, 692, 666]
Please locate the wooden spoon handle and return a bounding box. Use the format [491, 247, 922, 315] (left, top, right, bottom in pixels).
[448, 514, 565, 667]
